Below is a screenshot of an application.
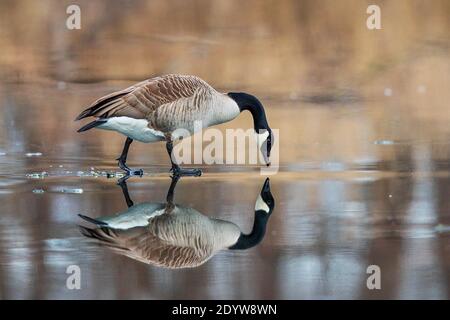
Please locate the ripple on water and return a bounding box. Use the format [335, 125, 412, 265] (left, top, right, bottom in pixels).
[25, 152, 43, 157]
[26, 171, 49, 179]
[60, 188, 84, 194]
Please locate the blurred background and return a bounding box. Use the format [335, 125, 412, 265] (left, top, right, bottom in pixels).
[0, 0, 449, 299]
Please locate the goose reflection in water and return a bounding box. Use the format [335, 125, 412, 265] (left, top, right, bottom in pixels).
[79, 176, 275, 269]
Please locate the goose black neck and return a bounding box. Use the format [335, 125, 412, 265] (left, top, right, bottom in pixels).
[229, 211, 269, 250]
[228, 92, 268, 132]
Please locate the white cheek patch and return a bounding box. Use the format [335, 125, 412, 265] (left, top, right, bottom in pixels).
[257, 131, 270, 150]
[255, 194, 269, 213]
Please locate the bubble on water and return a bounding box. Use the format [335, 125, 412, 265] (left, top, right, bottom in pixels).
[74, 169, 126, 179]
[388, 194, 393, 198]
[435, 224, 450, 233]
[383, 88, 393, 96]
[79, 170, 98, 177]
[417, 85, 426, 94]
[59, 165, 64, 168]
[32, 188, 45, 194]
[106, 172, 125, 179]
[26, 171, 48, 179]
[92, 171, 102, 177]
[57, 81, 67, 90]
[289, 92, 299, 100]
[374, 140, 395, 145]
[322, 161, 346, 172]
[25, 152, 42, 157]
[61, 188, 83, 194]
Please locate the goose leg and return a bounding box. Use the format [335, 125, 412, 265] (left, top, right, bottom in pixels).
[166, 174, 180, 204]
[165, 138, 202, 177]
[116, 137, 143, 177]
[117, 178, 134, 208]
[164, 174, 180, 213]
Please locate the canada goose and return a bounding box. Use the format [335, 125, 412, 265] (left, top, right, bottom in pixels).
[75, 74, 273, 177]
[79, 176, 275, 269]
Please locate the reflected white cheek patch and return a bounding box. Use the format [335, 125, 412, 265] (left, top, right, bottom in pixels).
[255, 194, 269, 213]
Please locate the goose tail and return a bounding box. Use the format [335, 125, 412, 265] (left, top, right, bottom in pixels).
[78, 214, 134, 252]
[75, 90, 131, 120]
[78, 214, 108, 226]
[77, 119, 107, 133]
[79, 225, 130, 251]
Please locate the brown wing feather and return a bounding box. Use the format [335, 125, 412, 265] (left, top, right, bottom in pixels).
[75, 75, 209, 121]
[80, 223, 213, 269]
[122, 231, 212, 268]
[75, 87, 134, 120]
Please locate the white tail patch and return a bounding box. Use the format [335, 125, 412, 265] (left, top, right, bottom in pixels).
[255, 194, 269, 213]
[102, 205, 166, 229]
[98, 117, 165, 143]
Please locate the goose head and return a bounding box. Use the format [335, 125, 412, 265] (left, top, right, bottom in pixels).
[227, 92, 273, 166]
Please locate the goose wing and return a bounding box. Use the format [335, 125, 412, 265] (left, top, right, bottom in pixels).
[75, 74, 210, 121]
[80, 224, 214, 269]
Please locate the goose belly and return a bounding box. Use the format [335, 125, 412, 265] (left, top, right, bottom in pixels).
[212, 220, 242, 249]
[97, 117, 165, 143]
[151, 93, 240, 136]
[147, 208, 241, 251]
[168, 106, 239, 137]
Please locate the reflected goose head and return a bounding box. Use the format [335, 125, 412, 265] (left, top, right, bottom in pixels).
[79, 177, 275, 269]
[255, 178, 275, 215]
[229, 178, 275, 250]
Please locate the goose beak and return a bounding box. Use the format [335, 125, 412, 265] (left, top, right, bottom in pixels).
[263, 153, 271, 167]
[262, 178, 270, 193]
[258, 177, 274, 214]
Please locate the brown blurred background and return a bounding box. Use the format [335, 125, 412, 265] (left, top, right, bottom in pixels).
[0, 0, 449, 166]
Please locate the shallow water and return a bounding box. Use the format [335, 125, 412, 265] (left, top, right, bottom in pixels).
[1, 0, 450, 299]
[1, 98, 449, 299]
